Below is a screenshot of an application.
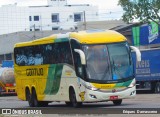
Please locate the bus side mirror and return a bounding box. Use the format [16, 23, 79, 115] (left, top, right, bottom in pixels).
[74, 49, 86, 65]
[130, 46, 141, 62]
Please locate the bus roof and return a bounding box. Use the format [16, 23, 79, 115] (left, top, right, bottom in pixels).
[70, 30, 126, 44]
[14, 30, 126, 47]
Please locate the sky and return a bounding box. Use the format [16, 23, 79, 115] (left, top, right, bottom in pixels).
[0, 0, 122, 11]
[0, 0, 123, 20]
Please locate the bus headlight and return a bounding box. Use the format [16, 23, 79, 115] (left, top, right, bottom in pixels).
[86, 85, 99, 91]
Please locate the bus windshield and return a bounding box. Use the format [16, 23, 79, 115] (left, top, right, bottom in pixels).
[82, 42, 133, 82]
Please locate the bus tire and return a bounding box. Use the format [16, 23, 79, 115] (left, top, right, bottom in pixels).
[39, 101, 49, 107]
[26, 88, 34, 107]
[69, 88, 82, 108]
[32, 88, 40, 107]
[65, 101, 72, 106]
[155, 82, 160, 93]
[113, 99, 122, 105]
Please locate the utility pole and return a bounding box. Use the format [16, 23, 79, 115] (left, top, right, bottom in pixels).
[33, 24, 36, 40]
[83, 11, 87, 30]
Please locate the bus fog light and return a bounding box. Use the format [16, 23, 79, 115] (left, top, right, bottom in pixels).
[89, 94, 97, 99]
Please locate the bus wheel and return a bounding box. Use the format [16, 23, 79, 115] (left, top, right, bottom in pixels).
[65, 101, 72, 106]
[113, 99, 122, 105]
[155, 82, 160, 93]
[39, 101, 49, 107]
[26, 88, 34, 107]
[70, 89, 82, 108]
[32, 89, 40, 107]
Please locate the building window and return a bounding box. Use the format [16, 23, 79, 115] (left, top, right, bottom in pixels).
[35, 29, 40, 31]
[29, 16, 32, 21]
[52, 27, 59, 30]
[34, 16, 39, 21]
[74, 13, 82, 22]
[30, 29, 32, 31]
[5, 53, 12, 60]
[52, 13, 59, 22]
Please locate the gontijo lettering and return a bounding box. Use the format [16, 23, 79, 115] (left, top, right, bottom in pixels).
[26, 68, 43, 76]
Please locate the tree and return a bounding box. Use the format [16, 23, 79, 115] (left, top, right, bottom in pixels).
[118, 0, 160, 24]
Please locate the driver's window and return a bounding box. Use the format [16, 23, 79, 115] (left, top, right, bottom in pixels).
[70, 40, 83, 77]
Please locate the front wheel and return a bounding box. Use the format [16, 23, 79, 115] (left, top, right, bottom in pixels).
[70, 89, 82, 108]
[113, 99, 122, 105]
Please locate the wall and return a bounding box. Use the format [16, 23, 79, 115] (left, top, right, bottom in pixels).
[0, 5, 30, 35]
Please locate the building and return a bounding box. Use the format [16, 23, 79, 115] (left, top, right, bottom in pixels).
[77, 20, 126, 30]
[0, 0, 98, 35]
[0, 4, 29, 35]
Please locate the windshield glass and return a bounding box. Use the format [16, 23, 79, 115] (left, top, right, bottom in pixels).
[108, 42, 133, 80]
[82, 42, 133, 82]
[83, 45, 112, 81]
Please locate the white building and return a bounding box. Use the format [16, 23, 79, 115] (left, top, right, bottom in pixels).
[0, 0, 98, 35]
[0, 4, 29, 35]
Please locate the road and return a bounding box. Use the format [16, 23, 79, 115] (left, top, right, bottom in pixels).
[0, 94, 160, 115]
[0, 94, 160, 108]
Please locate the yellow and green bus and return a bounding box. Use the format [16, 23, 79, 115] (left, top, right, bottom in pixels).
[14, 30, 141, 107]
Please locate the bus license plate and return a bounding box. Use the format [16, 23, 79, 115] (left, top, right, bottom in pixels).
[110, 96, 118, 100]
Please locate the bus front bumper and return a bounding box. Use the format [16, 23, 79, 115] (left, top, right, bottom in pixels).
[82, 86, 136, 102]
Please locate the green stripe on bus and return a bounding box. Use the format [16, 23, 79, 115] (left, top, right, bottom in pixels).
[44, 64, 63, 95]
[115, 79, 132, 87]
[54, 38, 69, 43]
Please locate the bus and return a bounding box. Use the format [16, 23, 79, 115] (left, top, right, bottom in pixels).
[14, 30, 141, 107]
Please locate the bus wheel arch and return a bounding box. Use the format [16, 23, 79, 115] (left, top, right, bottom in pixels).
[69, 86, 82, 108]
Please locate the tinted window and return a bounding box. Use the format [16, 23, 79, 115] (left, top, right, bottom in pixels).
[29, 16, 32, 21]
[34, 16, 39, 21]
[52, 27, 59, 30]
[82, 45, 111, 81]
[70, 40, 83, 77]
[14, 42, 73, 66]
[52, 14, 59, 22]
[74, 13, 82, 22]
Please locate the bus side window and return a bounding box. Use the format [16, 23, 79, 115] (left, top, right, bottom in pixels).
[70, 40, 84, 78]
